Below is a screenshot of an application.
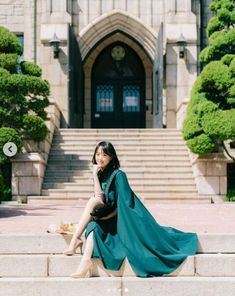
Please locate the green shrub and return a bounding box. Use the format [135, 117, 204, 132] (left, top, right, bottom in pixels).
[221, 54, 235, 65]
[0, 127, 23, 160]
[0, 27, 23, 55]
[194, 100, 219, 117]
[229, 85, 235, 96]
[207, 16, 224, 36]
[203, 109, 235, 140]
[217, 7, 232, 23]
[23, 115, 48, 142]
[229, 57, 235, 76]
[200, 61, 231, 97]
[0, 53, 18, 73]
[21, 61, 42, 77]
[186, 134, 215, 155]
[210, 0, 234, 12]
[0, 26, 50, 143]
[227, 189, 235, 201]
[0, 66, 9, 76]
[182, 116, 203, 140]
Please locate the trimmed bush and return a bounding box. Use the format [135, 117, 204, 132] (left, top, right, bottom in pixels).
[229, 58, 235, 75]
[202, 109, 235, 140]
[0, 127, 23, 160]
[0, 26, 50, 141]
[183, 116, 203, 140]
[0, 27, 23, 55]
[21, 61, 42, 77]
[207, 16, 224, 36]
[23, 115, 48, 142]
[0, 53, 18, 73]
[183, 0, 235, 156]
[221, 54, 235, 65]
[186, 134, 215, 155]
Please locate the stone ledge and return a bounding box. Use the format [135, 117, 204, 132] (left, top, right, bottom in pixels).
[2, 253, 235, 278]
[0, 277, 235, 296]
[0, 234, 235, 254]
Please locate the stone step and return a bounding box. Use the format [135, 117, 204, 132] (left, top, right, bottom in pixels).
[46, 160, 191, 167]
[55, 128, 182, 135]
[50, 146, 188, 152]
[48, 155, 190, 161]
[51, 142, 186, 148]
[52, 138, 185, 144]
[44, 172, 195, 179]
[27, 195, 211, 204]
[0, 255, 193, 278]
[42, 179, 196, 186]
[41, 187, 198, 196]
[0, 233, 234, 254]
[42, 183, 197, 190]
[1, 253, 235, 278]
[45, 167, 193, 174]
[43, 175, 196, 183]
[2, 277, 235, 296]
[49, 151, 189, 157]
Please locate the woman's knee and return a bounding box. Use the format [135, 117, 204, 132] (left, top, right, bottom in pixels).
[87, 197, 103, 207]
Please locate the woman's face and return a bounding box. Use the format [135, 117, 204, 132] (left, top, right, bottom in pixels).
[95, 146, 112, 171]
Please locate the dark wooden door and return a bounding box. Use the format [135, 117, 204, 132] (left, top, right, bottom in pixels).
[91, 42, 145, 128]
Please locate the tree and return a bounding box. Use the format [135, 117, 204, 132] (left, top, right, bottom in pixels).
[0, 26, 50, 144]
[183, 0, 235, 158]
[0, 26, 50, 202]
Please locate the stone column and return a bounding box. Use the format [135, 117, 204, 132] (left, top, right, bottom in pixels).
[39, 0, 71, 127]
[24, 0, 36, 62]
[165, 0, 198, 128]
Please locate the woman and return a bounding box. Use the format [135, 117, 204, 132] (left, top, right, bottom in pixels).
[63, 141, 198, 278]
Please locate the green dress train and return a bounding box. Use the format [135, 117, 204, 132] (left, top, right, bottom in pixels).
[85, 167, 199, 278]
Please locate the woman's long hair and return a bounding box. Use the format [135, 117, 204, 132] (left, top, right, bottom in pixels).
[92, 141, 120, 169]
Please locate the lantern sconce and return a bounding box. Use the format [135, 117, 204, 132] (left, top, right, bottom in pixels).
[176, 33, 187, 59]
[49, 33, 61, 59]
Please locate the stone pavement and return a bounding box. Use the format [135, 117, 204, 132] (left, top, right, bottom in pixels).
[0, 202, 235, 234]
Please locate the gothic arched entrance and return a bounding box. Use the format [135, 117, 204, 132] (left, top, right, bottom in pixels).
[91, 42, 145, 128]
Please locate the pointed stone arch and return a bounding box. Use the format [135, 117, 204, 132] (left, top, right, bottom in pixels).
[78, 9, 158, 61]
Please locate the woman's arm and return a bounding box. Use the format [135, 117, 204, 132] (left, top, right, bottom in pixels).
[93, 165, 104, 201]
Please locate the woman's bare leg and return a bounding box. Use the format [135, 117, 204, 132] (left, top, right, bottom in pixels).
[66, 197, 102, 250]
[81, 231, 94, 261]
[71, 232, 94, 277]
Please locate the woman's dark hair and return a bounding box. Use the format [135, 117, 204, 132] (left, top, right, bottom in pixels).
[92, 141, 120, 169]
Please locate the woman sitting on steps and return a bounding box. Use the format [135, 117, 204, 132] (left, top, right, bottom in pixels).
[63, 141, 198, 278]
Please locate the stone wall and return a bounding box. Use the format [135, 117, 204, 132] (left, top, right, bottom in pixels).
[189, 152, 228, 203]
[75, 0, 164, 33]
[0, 0, 24, 32]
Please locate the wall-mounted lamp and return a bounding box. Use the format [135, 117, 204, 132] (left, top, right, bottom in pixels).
[176, 33, 187, 59]
[49, 33, 60, 58]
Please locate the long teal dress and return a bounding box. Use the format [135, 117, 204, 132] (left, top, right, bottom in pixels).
[85, 167, 198, 277]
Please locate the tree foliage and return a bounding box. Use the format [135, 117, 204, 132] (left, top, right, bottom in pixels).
[183, 0, 235, 156]
[0, 26, 49, 145]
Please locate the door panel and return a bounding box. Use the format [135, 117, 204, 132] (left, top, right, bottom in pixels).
[91, 42, 145, 128]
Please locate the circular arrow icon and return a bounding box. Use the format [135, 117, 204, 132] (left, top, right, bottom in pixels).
[3, 142, 17, 157]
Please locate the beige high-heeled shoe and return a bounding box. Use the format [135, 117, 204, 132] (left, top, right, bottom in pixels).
[63, 238, 83, 256]
[70, 259, 93, 278]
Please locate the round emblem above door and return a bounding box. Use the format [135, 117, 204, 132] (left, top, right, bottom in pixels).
[111, 45, 126, 61]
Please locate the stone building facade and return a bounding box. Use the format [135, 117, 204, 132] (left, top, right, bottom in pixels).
[0, 0, 213, 129]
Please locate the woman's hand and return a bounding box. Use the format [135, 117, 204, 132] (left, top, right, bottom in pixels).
[93, 164, 103, 176]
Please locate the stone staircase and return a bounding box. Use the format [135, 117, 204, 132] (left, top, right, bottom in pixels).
[28, 128, 211, 204]
[1, 233, 235, 296]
